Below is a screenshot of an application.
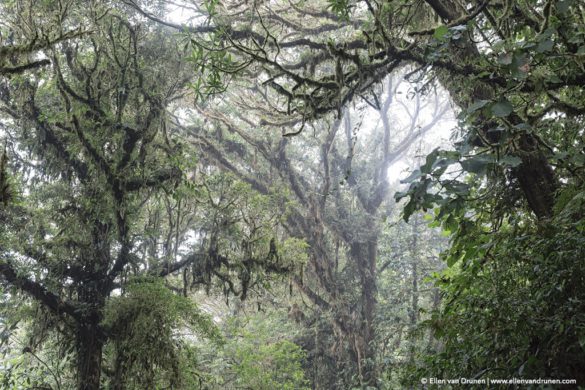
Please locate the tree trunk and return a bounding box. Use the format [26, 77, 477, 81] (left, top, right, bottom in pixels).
[408, 218, 420, 362]
[514, 134, 557, 219]
[76, 321, 103, 390]
[76, 278, 106, 390]
[350, 239, 378, 388]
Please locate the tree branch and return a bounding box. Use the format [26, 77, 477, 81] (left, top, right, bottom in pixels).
[0, 261, 84, 324]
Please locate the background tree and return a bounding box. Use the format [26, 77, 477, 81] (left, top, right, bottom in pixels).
[173, 68, 450, 387]
[0, 0, 85, 77]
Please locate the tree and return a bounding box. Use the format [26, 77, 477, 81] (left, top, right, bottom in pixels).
[198, 310, 310, 389]
[1, 6, 188, 387]
[375, 210, 447, 386]
[1, 3, 306, 387]
[1, 5, 210, 389]
[167, 68, 450, 387]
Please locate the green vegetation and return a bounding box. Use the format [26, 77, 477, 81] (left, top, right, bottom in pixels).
[1, 0, 585, 389]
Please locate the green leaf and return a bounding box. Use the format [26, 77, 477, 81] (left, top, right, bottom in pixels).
[394, 190, 410, 201]
[420, 148, 441, 174]
[536, 39, 554, 53]
[491, 100, 513, 117]
[497, 53, 513, 65]
[467, 100, 490, 114]
[446, 251, 461, 267]
[557, 0, 574, 14]
[403, 199, 416, 222]
[444, 181, 470, 196]
[401, 169, 422, 184]
[434, 25, 449, 40]
[327, 0, 351, 19]
[514, 122, 531, 131]
[450, 25, 467, 32]
[511, 52, 530, 78]
[461, 154, 494, 174]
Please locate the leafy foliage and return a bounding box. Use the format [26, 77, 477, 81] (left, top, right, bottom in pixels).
[405, 199, 585, 385]
[102, 277, 221, 389]
[2, 0, 585, 389]
[198, 310, 310, 389]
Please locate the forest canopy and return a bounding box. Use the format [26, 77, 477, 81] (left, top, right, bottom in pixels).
[1, 0, 585, 389]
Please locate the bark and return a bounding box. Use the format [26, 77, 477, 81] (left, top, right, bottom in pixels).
[514, 134, 557, 219]
[426, 287, 442, 351]
[75, 264, 107, 389]
[0, 261, 83, 323]
[76, 322, 104, 390]
[0, 261, 106, 389]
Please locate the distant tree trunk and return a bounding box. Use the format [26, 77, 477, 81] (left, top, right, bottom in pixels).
[426, 288, 441, 351]
[350, 238, 378, 388]
[409, 224, 419, 326]
[408, 218, 420, 362]
[111, 347, 130, 390]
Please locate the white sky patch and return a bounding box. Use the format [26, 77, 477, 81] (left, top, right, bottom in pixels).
[387, 159, 412, 182]
[165, 1, 201, 25]
[352, 77, 457, 183]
